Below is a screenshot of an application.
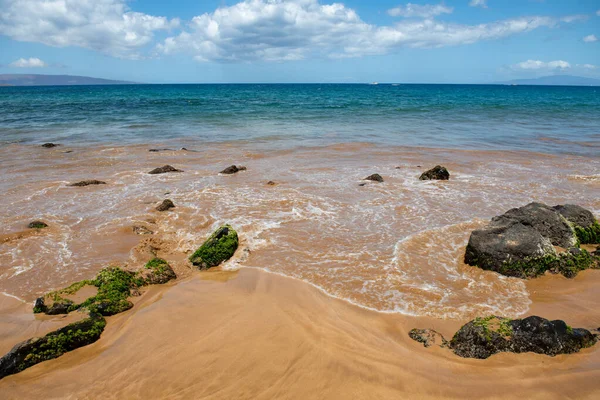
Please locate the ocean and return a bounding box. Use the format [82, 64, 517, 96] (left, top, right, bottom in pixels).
[0, 83, 599, 320]
[1, 84, 599, 156]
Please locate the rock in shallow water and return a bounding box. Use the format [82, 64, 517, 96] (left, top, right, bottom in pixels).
[133, 225, 154, 235]
[419, 165, 449, 180]
[41, 143, 59, 148]
[156, 199, 175, 212]
[148, 165, 183, 174]
[27, 221, 48, 229]
[189, 225, 239, 269]
[450, 316, 597, 359]
[465, 202, 599, 278]
[220, 165, 246, 174]
[68, 180, 106, 187]
[364, 173, 384, 182]
[408, 329, 449, 348]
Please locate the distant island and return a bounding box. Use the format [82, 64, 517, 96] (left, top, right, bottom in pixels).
[0, 74, 135, 86]
[496, 75, 600, 87]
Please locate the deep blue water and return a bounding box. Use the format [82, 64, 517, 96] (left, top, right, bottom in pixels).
[1, 84, 599, 156]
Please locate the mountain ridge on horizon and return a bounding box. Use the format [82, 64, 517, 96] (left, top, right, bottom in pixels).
[1, 73, 600, 87]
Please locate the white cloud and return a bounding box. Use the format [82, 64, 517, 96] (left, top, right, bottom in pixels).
[559, 15, 588, 23]
[469, 0, 488, 8]
[159, 0, 564, 63]
[583, 34, 598, 43]
[9, 57, 47, 67]
[0, 0, 179, 59]
[511, 59, 571, 71]
[576, 64, 597, 70]
[388, 3, 453, 18]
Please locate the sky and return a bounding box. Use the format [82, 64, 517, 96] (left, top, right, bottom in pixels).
[0, 0, 599, 83]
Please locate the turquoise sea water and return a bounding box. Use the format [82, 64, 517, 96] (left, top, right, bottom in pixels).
[1, 84, 599, 156]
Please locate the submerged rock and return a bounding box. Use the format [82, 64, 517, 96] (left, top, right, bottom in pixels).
[450, 316, 597, 359]
[41, 143, 59, 148]
[364, 174, 384, 183]
[554, 204, 600, 245]
[140, 258, 177, 285]
[68, 180, 106, 187]
[148, 165, 183, 174]
[0, 315, 106, 380]
[419, 165, 449, 181]
[464, 202, 599, 278]
[156, 199, 175, 212]
[408, 329, 449, 348]
[220, 165, 246, 175]
[189, 225, 239, 269]
[27, 221, 48, 229]
[133, 225, 154, 235]
[267, 181, 277, 186]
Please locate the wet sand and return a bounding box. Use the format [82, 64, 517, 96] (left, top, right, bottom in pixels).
[0, 142, 599, 398]
[1, 268, 599, 399]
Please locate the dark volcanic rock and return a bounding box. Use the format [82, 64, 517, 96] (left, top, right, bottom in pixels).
[364, 174, 384, 183]
[41, 143, 59, 148]
[554, 204, 597, 229]
[220, 165, 246, 174]
[267, 181, 277, 186]
[45, 301, 72, 315]
[33, 297, 46, 314]
[0, 315, 106, 380]
[419, 165, 449, 181]
[28, 221, 48, 229]
[409, 329, 449, 348]
[463, 202, 595, 278]
[465, 220, 556, 277]
[148, 165, 183, 174]
[133, 225, 154, 235]
[156, 199, 175, 212]
[68, 180, 106, 187]
[495, 202, 577, 248]
[450, 316, 597, 359]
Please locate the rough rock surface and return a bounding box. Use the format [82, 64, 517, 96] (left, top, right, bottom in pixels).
[408, 329, 449, 348]
[450, 316, 597, 359]
[140, 258, 177, 285]
[554, 204, 597, 229]
[189, 225, 239, 269]
[156, 199, 175, 212]
[495, 202, 577, 248]
[220, 165, 247, 174]
[68, 180, 106, 187]
[0, 315, 106, 380]
[419, 165, 450, 181]
[28, 221, 48, 229]
[364, 174, 384, 183]
[148, 165, 183, 174]
[41, 143, 59, 148]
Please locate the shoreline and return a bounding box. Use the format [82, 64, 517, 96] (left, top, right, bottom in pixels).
[1, 267, 599, 399]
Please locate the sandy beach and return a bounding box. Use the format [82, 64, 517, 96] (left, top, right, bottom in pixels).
[0, 142, 599, 399]
[0, 267, 599, 399]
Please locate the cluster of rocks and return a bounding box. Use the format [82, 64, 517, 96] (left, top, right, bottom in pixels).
[411, 202, 599, 360]
[410, 316, 597, 359]
[464, 202, 600, 279]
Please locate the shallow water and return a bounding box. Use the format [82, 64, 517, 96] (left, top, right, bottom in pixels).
[0, 142, 597, 319]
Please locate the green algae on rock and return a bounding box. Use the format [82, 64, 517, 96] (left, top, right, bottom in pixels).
[189, 225, 239, 269]
[0, 315, 106, 380]
[141, 258, 177, 285]
[27, 221, 48, 229]
[450, 315, 597, 359]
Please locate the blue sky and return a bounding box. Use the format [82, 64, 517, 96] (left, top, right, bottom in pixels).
[0, 0, 599, 83]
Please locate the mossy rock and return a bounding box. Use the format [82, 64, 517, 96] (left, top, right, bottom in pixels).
[28, 221, 48, 229]
[141, 258, 177, 285]
[574, 222, 600, 245]
[0, 315, 106, 380]
[451, 315, 597, 359]
[189, 225, 239, 269]
[488, 248, 599, 279]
